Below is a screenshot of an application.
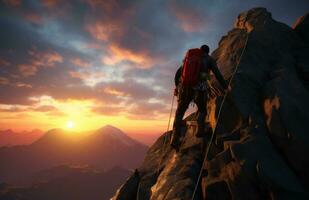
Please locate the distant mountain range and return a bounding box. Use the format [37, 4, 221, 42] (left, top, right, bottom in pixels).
[0, 129, 44, 146]
[0, 164, 131, 200]
[0, 127, 160, 146]
[0, 125, 148, 185]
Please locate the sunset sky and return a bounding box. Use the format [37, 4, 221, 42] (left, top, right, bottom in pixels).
[0, 0, 308, 135]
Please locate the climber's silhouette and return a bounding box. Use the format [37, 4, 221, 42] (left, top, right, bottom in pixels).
[171, 44, 228, 150]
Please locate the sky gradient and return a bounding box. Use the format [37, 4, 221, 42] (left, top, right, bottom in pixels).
[0, 0, 308, 134]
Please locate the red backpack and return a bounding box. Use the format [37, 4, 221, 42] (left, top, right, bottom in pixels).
[181, 48, 203, 86]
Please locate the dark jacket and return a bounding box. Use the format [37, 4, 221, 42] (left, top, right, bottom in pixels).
[174, 54, 227, 89]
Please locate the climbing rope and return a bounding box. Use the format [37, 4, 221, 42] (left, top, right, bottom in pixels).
[156, 90, 175, 172]
[167, 94, 176, 134]
[190, 32, 250, 200]
[136, 179, 141, 200]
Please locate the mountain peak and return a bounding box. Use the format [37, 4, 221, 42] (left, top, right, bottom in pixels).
[99, 124, 122, 132]
[32, 128, 77, 147]
[234, 7, 272, 32]
[97, 125, 126, 137]
[94, 125, 137, 146]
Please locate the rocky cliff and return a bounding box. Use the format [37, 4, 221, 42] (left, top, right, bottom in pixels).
[112, 8, 309, 200]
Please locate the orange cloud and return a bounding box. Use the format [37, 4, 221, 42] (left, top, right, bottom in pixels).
[15, 82, 32, 88]
[169, 1, 206, 33]
[86, 22, 121, 41]
[102, 44, 152, 68]
[18, 64, 37, 77]
[103, 87, 126, 96]
[69, 71, 85, 79]
[17, 50, 63, 77]
[29, 50, 63, 67]
[0, 77, 10, 85]
[70, 58, 91, 68]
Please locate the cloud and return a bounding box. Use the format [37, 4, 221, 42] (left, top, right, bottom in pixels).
[32, 104, 66, 116]
[1, 0, 308, 123]
[86, 21, 121, 42]
[101, 44, 153, 67]
[68, 70, 105, 86]
[68, 71, 85, 79]
[17, 50, 63, 77]
[0, 104, 28, 112]
[0, 58, 11, 67]
[15, 82, 32, 88]
[70, 58, 91, 68]
[84, 0, 186, 68]
[0, 77, 10, 85]
[28, 50, 63, 67]
[18, 64, 37, 77]
[103, 87, 126, 96]
[168, 0, 207, 32]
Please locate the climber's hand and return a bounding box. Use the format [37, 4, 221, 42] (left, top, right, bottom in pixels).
[174, 88, 178, 96]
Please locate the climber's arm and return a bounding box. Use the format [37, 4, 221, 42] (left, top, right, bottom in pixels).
[210, 59, 228, 89]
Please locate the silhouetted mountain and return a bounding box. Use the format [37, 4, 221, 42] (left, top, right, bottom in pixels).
[0, 125, 147, 185]
[32, 129, 79, 146]
[78, 125, 149, 170]
[112, 8, 309, 200]
[85, 125, 139, 146]
[0, 129, 43, 147]
[0, 165, 131, 200]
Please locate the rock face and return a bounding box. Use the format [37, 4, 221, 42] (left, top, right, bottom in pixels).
[112, 8, 309, 200]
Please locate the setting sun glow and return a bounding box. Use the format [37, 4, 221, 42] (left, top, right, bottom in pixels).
[66, 121, 74, 129]
[0, 95, 166, 135]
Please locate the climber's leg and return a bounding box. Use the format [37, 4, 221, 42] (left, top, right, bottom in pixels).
[195, 90, 208, 137]
[171, 87, 192, 149]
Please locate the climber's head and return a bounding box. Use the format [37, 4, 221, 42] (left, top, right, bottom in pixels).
[200, 44, 210, 54]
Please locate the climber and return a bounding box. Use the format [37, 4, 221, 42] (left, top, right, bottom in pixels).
[170, 44, 229, 150]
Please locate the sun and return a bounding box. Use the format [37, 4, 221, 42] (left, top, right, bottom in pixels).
[66, 120, 74, 129]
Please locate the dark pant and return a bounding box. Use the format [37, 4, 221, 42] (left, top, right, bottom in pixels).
[173, 86, 208, 135]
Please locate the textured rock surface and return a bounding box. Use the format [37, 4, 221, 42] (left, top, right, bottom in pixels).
[112, 8, 309, 200]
